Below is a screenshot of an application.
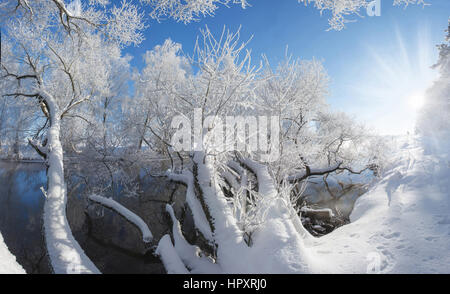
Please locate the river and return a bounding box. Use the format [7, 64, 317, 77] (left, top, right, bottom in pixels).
[0, 161, 186, 274]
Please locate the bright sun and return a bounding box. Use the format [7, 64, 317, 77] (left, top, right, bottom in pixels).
[352, 25, 438, 135]
[407, 92, 426, 110]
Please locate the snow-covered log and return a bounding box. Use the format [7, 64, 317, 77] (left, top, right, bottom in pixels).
[155, 235, 190, 274]
[165, 204, 222, 274]
[167, 170, 214, 243]
[300, 207, 335, 219]
[88, 194, 153, 243]
[191, 152, 251, 273]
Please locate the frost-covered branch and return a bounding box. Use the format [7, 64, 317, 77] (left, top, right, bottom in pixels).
[28, 138, 47, 159]
[146, 0, 250, 23]
[299, 0, 428, 30]
[288, 162, 343, 182]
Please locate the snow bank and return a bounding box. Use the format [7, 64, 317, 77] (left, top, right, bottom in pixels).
[308, 136, 450, 273]
[0, 232, 25, 274]
[88, 194, 153, 243]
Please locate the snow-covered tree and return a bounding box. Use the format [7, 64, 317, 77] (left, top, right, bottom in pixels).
[145, 0, 250, 23]
[255, 56, 329, 182]
[127, 39, 190, 153]
[129, 27, 384, 273]
[299, 0, 428, 30]
[0, 0, 139, 272]
[417, 20, 450, 156]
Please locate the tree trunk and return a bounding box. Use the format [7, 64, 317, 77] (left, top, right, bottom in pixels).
[138, 111, 150, 151]
[41, 92, 100, 274]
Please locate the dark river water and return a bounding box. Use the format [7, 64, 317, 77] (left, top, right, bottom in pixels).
[0, 161, 186, 274]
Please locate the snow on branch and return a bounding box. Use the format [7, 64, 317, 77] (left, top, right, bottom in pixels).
[299, 0, 428, 30]
[28, 138, 47, 159]
[155, 235, 190, 274]
[146, 0, 250, 24]
[240, 158, 278, 198]
[88, 194, 153, 243]
[7, 0, 146, 47]
[166, 170, 214, 242]
[165, 204, 222, 273]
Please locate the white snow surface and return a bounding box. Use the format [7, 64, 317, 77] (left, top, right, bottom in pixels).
[306, 136, 450, 273]
[155, 235, 190, 274]
[0, 232, 25, 274]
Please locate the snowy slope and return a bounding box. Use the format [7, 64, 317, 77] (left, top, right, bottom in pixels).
[308, 136, 450, 273]
[0, 232, 25, 274]
[159, 137, 449, 274]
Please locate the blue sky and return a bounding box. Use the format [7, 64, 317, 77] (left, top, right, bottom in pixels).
[122, 0, 450, 135]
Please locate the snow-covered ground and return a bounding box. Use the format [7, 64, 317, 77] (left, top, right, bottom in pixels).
[0, 232, 25, 274]
[308, 135, 450, 273]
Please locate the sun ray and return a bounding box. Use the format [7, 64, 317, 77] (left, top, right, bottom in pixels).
[351, 23, 439, 135]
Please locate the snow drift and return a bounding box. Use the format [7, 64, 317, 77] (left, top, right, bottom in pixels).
[0, 232, 25, 274]
[308, 135, 450, 273]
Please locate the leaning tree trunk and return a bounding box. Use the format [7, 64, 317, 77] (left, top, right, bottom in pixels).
[41, 91, 100, 274]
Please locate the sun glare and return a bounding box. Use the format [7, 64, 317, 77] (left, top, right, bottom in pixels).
[348, 24, 438, 135]
[407, 92, 426, 110]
